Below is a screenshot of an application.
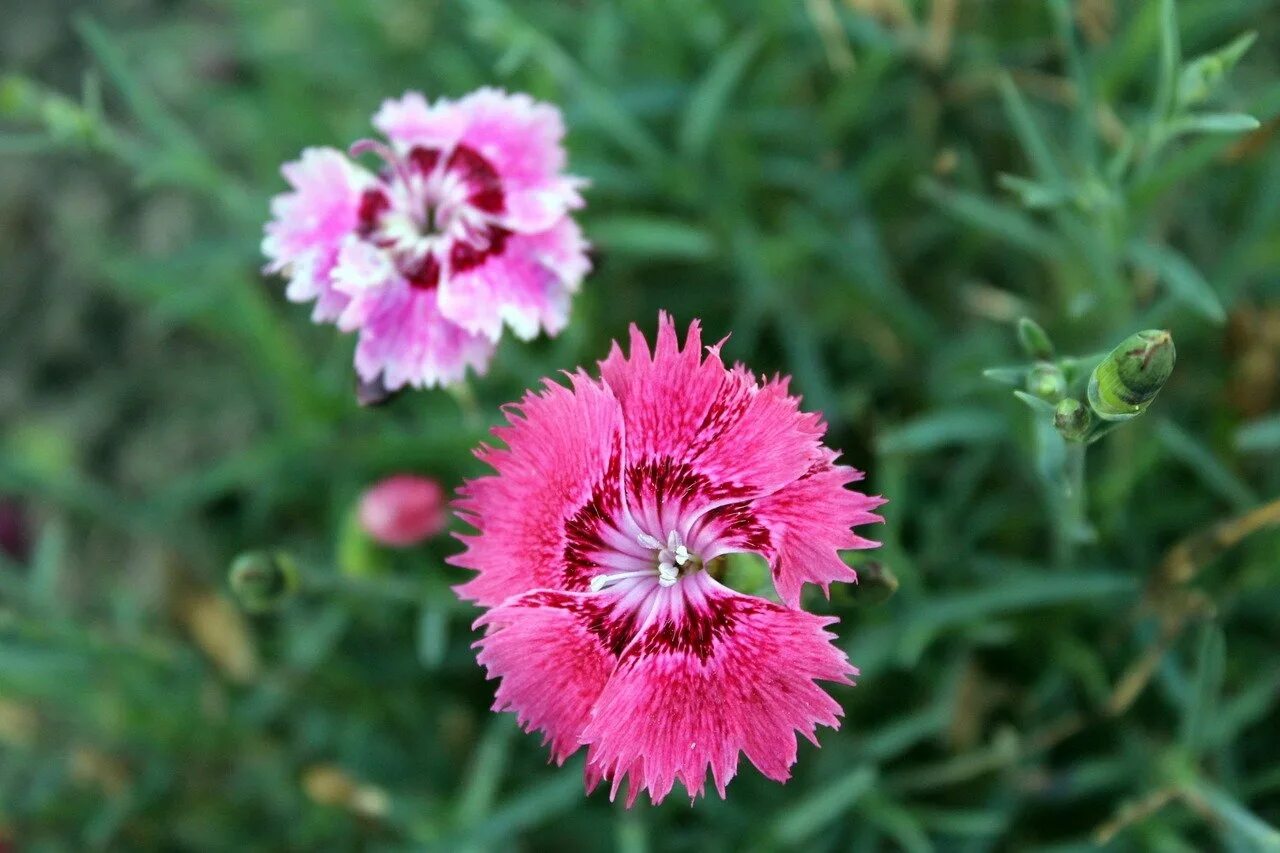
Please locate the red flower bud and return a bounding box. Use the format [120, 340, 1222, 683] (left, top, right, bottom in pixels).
[358, 475, 446, 547]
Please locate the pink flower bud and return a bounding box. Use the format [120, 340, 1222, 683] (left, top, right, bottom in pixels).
[358, 475, 446, 547]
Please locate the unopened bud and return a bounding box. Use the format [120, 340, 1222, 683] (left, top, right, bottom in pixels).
[1017, 317, 1055, 360]
[1088, 330, 1176, 422]
[355, 374, 403, 407]
[229, 551, 299, 612]
[1026, 363, 1067, 403]
[358, 474, 447, 547]
[851, 561, 899, 606]
[1177, 32, 1256, 108]
[0, 496, 32, 565]
[1054, 398, 1092, 441]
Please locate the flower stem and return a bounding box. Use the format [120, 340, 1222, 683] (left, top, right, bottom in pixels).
[1056, 439, 1090, 568]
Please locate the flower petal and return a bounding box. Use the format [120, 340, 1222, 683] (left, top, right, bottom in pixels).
[372, 91, 466, 150]
[694, 453, 886, 608]
[438, 219, 590, 342]
[452, 372, 635, 606]
[750, 456, 885, 608]
[599, 314, 827, 528]
[580, 574, 855, 805]
[351, 285, 494, 390]
[262, 147, 370, 271]
[475, 590, 628, 763]
[455, 88, 571, 193]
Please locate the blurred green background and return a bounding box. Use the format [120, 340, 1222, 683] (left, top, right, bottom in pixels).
[4, 0, 1280, 849]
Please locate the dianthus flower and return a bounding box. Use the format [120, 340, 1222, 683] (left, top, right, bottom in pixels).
[453, 314, 884, 805]
[262, 89, 589, 390]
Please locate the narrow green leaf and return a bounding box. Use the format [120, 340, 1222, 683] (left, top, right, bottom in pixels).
[982, 365, 1029, 386]
[1155, 419, 1256, 510]
[899, 572, 1137, 662]
[771, 766, 876, 845]
[1153, 0, 1181, 123]
[679, 29, 763, 160]
[997, 173, 1069, 210]
[436, 771, 583, 850]
[590, 215, 717, 260]
[876, 408, 1007, 456]
[1235, 414, 1280, 453]
[454, 715, 516, 828]
[1189, 782, 1280, 850]
[416, 603, 449, 670]
[997, 73, 1063, 184]
[1013, 390, 1058, 418]
[1169, 112, 1261, 137]
[918, 179, 1064, 258]
[1127, 240, 1225, 323]
[1180, 622, 1226, 756]
[73, 17, 191, 146]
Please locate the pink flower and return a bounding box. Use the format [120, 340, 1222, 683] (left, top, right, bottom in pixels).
[453, 314, 884, 805]
[359, 475, 447, 547]
[263, 89, 590, 390]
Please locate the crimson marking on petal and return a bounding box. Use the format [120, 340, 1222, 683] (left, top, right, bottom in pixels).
[447, 144, 505, 214]
[403, 252, 442, 290]
[562, 438, 626, 591]
[624, 457, 751, 524]
[623, 592, 763, 664]
[697, 500, 772, 552]
[408, 145, 441, 176]
[521, 589, 640, 658]
[356, 188, 390, 237]
[450, 225, 510, 275]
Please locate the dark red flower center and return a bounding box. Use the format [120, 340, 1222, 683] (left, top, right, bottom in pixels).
[354, 143, 511, 290]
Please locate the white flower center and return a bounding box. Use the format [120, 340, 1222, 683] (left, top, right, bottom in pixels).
[589, 530, 695, 592]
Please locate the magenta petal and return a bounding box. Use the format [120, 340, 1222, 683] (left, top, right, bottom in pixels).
[475, 590, 622, 763]
[455, 88, 571, 193]
[452, 372, 626, 607]
[351, 286, 494, 391]
[580, 576, 856, 806]
[372, 91, 466, 149]
[751, 456, 886, 608]
[600, 314, 826, 511]
[437, 219, 589, 342]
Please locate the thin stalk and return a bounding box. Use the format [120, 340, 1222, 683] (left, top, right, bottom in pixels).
[1056, 440, 1089, 569]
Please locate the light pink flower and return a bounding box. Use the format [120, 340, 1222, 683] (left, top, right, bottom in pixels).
[453, 314, 884, 805]
[262, 89, 589, 390]
[359, 474, 447, 547]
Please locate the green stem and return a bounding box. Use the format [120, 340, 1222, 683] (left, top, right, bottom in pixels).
[1057, 440, 1089, 568]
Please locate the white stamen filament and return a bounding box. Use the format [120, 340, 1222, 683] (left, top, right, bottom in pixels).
[590, 530, 695, 592]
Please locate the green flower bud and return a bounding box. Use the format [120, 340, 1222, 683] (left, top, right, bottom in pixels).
[1177, 32, 1256, 108]
[1053, 398, 1092, 441]
[1017, 317, 1055, 360]
[1026, 363, 1067, 403]
[1087, 330, 1176, 422]
[851, 561, 899, 606]
[229, 551, 299, 612]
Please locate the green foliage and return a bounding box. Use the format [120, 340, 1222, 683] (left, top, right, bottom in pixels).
[3, 0, 1280, 849]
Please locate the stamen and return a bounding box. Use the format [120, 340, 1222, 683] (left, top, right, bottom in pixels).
[348, 138, 416, 193]
[589, 569, 653, 592]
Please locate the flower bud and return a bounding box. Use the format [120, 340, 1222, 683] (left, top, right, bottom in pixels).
[355, 374, 403, 407]
[1177, 32, 1256, 108]
[1026, 363, 1067, 403]
[229, 551, 299, 612]
[0, 496, 32, 565]
[1017, 317, 1055, 360]
[851, 561, 899, 606]
[1054, 398, 1092, 441]
[1088, 330, 1176, 422]
[358, 474, 447, 547]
